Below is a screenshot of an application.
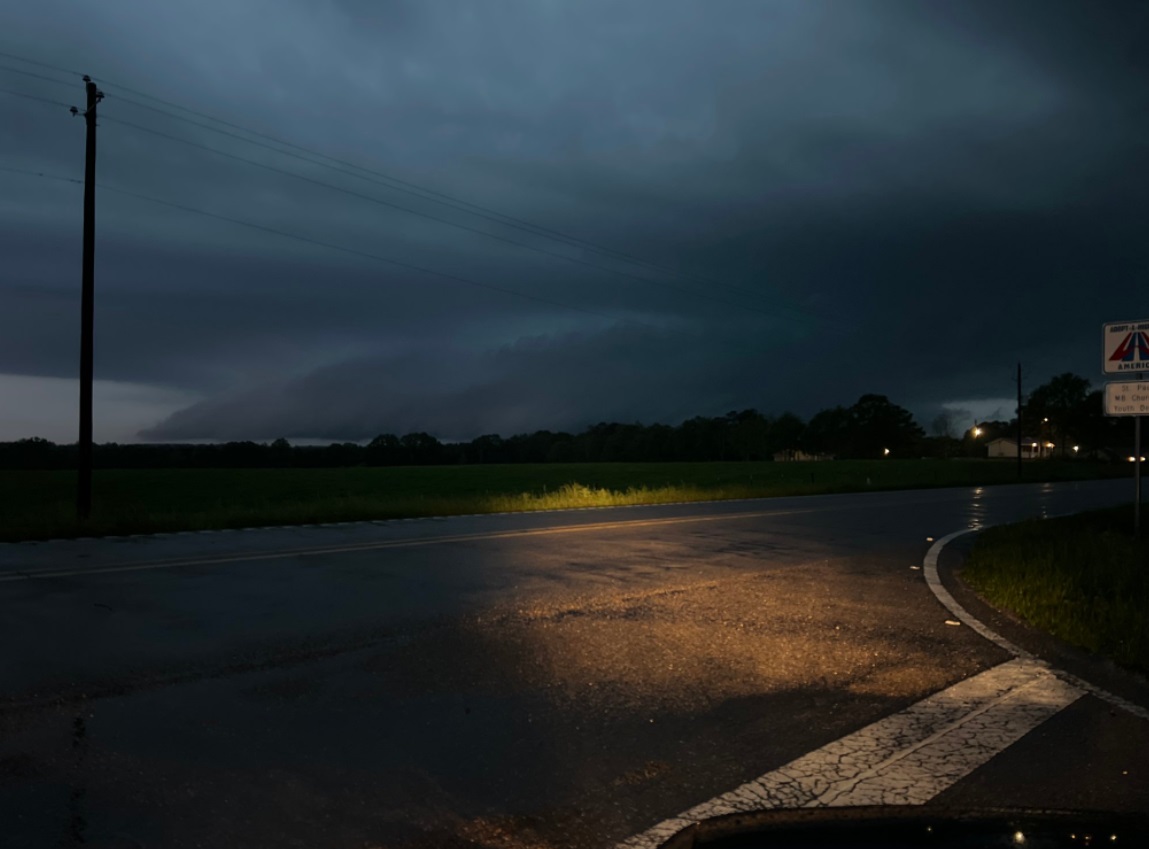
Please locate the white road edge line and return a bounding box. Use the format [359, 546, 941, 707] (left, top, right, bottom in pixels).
[923, 529, 1030, 657]
[924, 528, 1149, 723]
[618, 521, 1149, 849]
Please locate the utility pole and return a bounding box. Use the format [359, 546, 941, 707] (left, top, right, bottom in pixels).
[1137, 372, 1144, 540]
[1016, 362, 1023, 481]
[72, 76, 103, 522]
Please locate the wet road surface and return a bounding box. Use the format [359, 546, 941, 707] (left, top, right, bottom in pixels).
[1, 480, 1146, 848]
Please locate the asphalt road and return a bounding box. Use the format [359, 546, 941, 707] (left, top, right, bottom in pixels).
[1, 480, 1146, 848]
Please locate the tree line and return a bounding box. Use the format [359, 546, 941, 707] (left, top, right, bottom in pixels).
[0, 375, 1132, 469]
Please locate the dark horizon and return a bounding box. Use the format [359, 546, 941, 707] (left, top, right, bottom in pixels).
[3, 371, 1130, 472]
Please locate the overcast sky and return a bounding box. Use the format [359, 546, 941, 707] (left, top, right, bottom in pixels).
[2, 0, 1147, 443]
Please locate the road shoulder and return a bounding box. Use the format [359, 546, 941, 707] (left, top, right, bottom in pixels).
[934, 533, 1149, 714]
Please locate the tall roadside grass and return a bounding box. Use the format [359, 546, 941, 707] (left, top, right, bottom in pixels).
[482, 481, 757, 511]
[963, 506, 1149, 674]
[0, 459, 1132, 543]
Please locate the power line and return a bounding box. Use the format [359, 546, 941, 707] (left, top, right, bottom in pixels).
[0, 165, 81, 184]
[0, 48, 826, 326]
[0, 86, 74, 109]
[4, 164, 804, 380]
[100, 113, 792, 320]
[105, 87, 803, 313]
[5, 164, 798, 344]
[0, 62, 76, 89]
[0, 49, 82, 78]
[5, 68, 699, 316]
[106, 88, 780, 307]
[0, 164, 617, 320]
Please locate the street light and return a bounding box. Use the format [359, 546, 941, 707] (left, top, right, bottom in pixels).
[972, 425, 982, 438]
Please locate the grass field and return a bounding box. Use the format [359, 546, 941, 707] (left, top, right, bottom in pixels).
[963, 506, 1149, 674]
[0, 459, 1133, 543]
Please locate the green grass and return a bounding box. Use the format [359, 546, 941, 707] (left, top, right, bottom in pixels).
[964, 506, 1149, 674]
[0, 459, 1131, 543]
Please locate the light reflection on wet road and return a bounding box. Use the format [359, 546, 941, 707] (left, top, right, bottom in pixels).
[0, 478, 1143, 848]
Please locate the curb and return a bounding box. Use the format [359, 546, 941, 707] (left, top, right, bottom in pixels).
[923, 528, 1149, 722]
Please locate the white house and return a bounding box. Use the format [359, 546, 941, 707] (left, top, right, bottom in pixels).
[773, 449, 834, 462]
[985, 437, 1054, 460]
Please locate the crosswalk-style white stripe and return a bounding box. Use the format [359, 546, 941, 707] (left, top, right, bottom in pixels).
[617, 659, 1083, 848]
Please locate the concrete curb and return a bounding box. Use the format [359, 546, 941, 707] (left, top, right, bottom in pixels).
[923, 528, 1149, 722]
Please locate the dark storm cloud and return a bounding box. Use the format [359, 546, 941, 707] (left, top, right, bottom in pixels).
[3, 0, 1148, 441]
[141, 318, 808, 442]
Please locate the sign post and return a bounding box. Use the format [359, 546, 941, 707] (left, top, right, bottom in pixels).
[1103, 320, 1149, 540]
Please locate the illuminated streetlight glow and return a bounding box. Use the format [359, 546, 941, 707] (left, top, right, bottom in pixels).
[972, 426, 982, 437]
[882, 447, 890, 456]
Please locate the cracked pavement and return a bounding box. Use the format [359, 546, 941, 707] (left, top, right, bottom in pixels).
[1, 480, 1146, 848]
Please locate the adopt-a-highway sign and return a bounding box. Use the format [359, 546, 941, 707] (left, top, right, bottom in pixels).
[1103, 319, 1149, 373]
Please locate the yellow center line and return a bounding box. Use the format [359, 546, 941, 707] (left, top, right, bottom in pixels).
[1, 506, 818, 582]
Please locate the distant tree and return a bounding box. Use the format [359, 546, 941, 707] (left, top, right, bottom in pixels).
[323, 442, 363, 466]
[930, 411, 966, 458]
[366, 434, 402, 465]
[645, 423, 675, 460]
[220, 441, 266, 467]
[400, 432, 443, 465]
[728, 410, 771, 461]
[577, 422, 620, 462]
[517, 430, 562, 464]
[1075, 389, 1113, 456]
[675, 416, 730, 461]
[848, 394, 924, 458]
[803, 406, 851, 456]
[602, 422, 648, 461]
[1023, 373, 1092, 458]
[0, 437, 60, 469]
[269, 437, 292, 467]
[931, 412, 954, 439]
[468, 434, 506, 464]
[767, 413, 805, 456]
[921, 436, 958, 459]
[545, 434, 577, 463]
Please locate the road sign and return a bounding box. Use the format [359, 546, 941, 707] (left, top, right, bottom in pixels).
[1103, 320, 1149, 373]
[1104, 381, 1149, 416]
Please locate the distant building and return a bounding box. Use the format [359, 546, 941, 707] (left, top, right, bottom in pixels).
[773, 449, 834, 462]
[985, 437, 1054, 460]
